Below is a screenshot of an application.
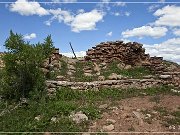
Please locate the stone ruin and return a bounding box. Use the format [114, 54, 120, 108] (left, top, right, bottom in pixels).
[85, 41, 150, 66]
[41, 48, 62, 74]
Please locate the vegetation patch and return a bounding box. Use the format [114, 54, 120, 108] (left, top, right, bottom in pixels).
[101, 61, 153, 79]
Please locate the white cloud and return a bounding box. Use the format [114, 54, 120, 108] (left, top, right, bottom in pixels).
[71, 10, 104, 32]
[23, 33, 36, 40]
[148, 4, 160, 12]
[154, 5, 180, 27]
[144, 38, 180, 64]
[77, 9, 85, 14]
[122, 26, 168, 38]
[62, 51, 86, 58]
[125, 12, 130, 16]
[46, 9, 104, 32]
[113, 12, 120, 16]
[106, 31, 112, 36]
[48, 8, 74, 24]
[173, 29, 180, 36]
[9, 0, 49, 16]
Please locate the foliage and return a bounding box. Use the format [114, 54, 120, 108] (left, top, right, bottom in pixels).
[0, 31, 54, 100]
[101, 61, 153, 79]
[0, 85, 179, 132]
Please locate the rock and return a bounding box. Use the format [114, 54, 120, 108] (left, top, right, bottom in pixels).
[99, 104, 108, 109]
[68, 65, 76, 71]
[102, 124, 115, 131]
[56, 75, 65, 81]
[84, 70, 92, 73]
[93, 63, 100, 73]
[159, 75, 171, 79]
[171, 89, 180, 93]
[44, 132, 51, 135]
[117, 75, 123, 80]
[34, 115, 41, 121]
[96, 72, 100, 76]
[133, 111, 144, 125]
[146, 114, 151, 118]
[124, 65, 132, 70]
[48, 83, 56, 88]
[98, 76, 105, 81]
[41, 68, 49, 74]
[51, 116, 58, 123]
[108, 73, 118, 80]
[69, 111, 88, 124]
[67, 71, 73, 76]
[143, 75, 154, 79]
[82, 133, 90, 135]
[117, 63, 125, 69]
[84, 73, 93, 77]
[106, 119, 116, 124]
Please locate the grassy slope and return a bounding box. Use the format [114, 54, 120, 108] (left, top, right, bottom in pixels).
[0, 85, 179, 132]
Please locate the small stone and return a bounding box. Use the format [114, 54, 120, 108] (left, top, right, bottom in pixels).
[136, 109, 141, 112]
[82, 133, 91, 135]
[102, 124, 115, 131]
[171, 89, 180, 93]
[99, 104, 108, 109]
[98, 76, 105, 81]
[51, 117, 58, 123]
[106, 119, 116, 124]
[69, 111, 88, 124]
[159, 75, 171, 79]
[84, 73, 93, 77]
[56, 75, 65, 81]
[117, 63, 125, 69]
[68, 65, 76, 70]
[108, 73, 118, 80]
[146, 114, 151, 118]
[124, 65, 132, 70]
[34, 115, 41, 121]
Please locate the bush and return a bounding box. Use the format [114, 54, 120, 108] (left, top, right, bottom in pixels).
[0, 31, 54, 100]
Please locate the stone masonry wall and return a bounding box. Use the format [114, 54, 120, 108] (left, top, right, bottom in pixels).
[85, 41, 150, 66]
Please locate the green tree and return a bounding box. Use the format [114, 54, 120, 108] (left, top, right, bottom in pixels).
[0, 31, 54, 100]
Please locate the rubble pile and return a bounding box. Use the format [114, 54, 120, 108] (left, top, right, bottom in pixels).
[41, 48, 62, 74]
[85, 41, 150, 66]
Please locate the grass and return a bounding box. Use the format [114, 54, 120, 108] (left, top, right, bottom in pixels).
[154, 106, 169, 116]
[101, 61, 153, 79]
[149, 95, 161, 104]
[59, 59, 68, 76]
[74, 61, 96, 82]
[0, 85, 179, 132]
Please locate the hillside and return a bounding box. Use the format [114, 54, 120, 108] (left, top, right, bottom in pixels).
[0, 41, 180, 134]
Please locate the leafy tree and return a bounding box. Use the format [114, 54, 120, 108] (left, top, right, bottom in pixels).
[0, 31, 54, 100]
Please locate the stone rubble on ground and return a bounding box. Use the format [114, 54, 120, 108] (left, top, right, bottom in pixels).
[69, 111, 88, 124]
[102, 124, 115, 131]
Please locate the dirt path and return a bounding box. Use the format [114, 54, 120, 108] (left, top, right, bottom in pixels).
[89, 95, 180, 133]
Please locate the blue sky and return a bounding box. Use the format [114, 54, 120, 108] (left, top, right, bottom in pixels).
[0, 0, 180, 63]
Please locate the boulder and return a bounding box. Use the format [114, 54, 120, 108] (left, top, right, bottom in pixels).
[102, 124, 115, 131]
[159, 75, 172, 79]
[99, 104, 108, 109]
[69, 111, 88, 124]
[84, 73, 93, 77]
[98, 76, 105, 81]
[56, 75, 65, 81]
[108, 73, 118, 80]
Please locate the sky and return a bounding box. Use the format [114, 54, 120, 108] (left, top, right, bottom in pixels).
[0, 0, 180, 64]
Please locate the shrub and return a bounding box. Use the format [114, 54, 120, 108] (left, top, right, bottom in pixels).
[0, 31, 54, 100]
